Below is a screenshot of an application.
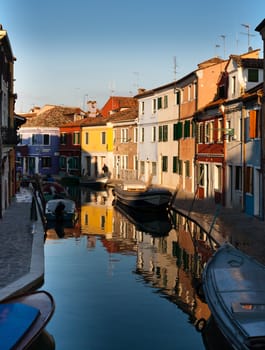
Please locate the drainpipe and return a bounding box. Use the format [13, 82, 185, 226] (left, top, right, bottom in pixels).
[219, 104, 226, 206]
[241, 106, 246, 212]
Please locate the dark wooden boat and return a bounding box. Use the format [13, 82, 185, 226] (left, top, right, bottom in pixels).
[0, 290, 55, 350]
[113, 181, 172, 211]
[202, 243, 265, 350]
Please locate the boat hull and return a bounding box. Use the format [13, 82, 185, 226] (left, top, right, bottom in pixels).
[203, 243, 265, 350]
[0, 290, 55, 350]
[113, 186, 172, 211]
[45, 199, 78, 225]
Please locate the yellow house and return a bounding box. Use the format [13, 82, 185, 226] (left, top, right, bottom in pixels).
[81, 117, 113, 177]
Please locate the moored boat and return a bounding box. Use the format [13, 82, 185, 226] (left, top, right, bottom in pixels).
[80, 175, 108, 188]
[202, 242, 265, 350]
[113, 181, 172, 211]
[0, 290, 55, 350]
[42, 181, 68, 202]
[45, 198, 78, 225]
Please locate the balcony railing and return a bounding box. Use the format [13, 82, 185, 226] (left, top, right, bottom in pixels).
[1, 127, 19, 145]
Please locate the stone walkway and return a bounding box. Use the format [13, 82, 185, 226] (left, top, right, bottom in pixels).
[0, 188, 45, 301]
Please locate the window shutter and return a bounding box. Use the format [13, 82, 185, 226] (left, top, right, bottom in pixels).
[249, 110, 257, 138]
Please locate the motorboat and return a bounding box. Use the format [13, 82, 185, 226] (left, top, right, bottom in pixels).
[45, 198, 78, 225]
[0, 290, 55, 350]
[202, 242, 265, 350]
[113, 180, 172, 211]
[80, 175, 108, 188]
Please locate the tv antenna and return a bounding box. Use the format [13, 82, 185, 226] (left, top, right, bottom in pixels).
[219, 35, 226, 59]
[240, 24, 255, 51]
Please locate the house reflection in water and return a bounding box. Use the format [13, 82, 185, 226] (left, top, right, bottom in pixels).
[113, 208, 213, 330]
[80, 189, 114, 242]
[78, 188, 214, 330]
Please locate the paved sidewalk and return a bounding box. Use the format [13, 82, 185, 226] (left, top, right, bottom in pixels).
[0, 188, 45, 301]
[171, 190, 265, 265]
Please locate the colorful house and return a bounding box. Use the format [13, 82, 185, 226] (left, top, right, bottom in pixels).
[16, 105, 84, 177]
[81, 116, 114, 178]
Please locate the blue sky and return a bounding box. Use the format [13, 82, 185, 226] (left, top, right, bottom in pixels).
[1, 0, 265, 112]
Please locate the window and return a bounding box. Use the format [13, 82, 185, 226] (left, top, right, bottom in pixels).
[152, 99, 157, 113]
[60, 156, 66, 169]
[157, 97, 162, 110]
[198, 164, 204, 186]
[173, 122, 182, 140]
[134, 127, 138, 143]
[41, 157, 52, 168]
[217, 119, 223, 142]
[248, 69, 259, 82]
[141, 128, 144, 142]
[246, 166, 253, 194]
[158, 125, 168, 142]
[32, 134, 38, 145]
[133, 155, 138, 170]
[73, 132, 80, 145]
[235, 166, 242, 191]
[60, 133, 67, 145]
[43, 134, 50, 145]
[140, 101, 145, 114]
[198, 123, 204, 143]
[121, 155, 128, 169]
[151, 162, 157, 176]
[164, 95, 168, 109]
[175, 90, 181, 105]
[184, 120, 190, 138]
[85, 132, 89, 144]
[162, 156, 168, 172]
[185, 160, 190, 177]
[232, 76, 236, 95]
[249, 110, 258, 139]
[188, 85, 192, 101]
[226, 120, 233, 142]
[152, 126, 156, 142]
[101, 131, 106, 145]
[193, 82, 197, 99]
[214, 165, 222, 190]
[173, 156, 182, 175]
[121, 128, 129, 142]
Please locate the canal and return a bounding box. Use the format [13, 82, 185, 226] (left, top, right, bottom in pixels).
[42, 187, 230, 350]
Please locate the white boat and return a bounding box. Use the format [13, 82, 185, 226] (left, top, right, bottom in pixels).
[79, 175, 108, 188]
[202, 242, 265, 349]
[113, 181, 172, 211]
[45, 199, 78, 224]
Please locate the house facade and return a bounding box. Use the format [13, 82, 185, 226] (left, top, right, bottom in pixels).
[59, 121, 82, 177]
[0, 25, 18, 217]
[110, 107, 138, 180]
[16, 105, 83, 177]
[81, 117, 113, 178]
[194, 50, 263, 215]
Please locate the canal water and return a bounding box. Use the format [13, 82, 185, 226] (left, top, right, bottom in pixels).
[42, 187, 230, 350]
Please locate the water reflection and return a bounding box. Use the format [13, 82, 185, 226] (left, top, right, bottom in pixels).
[44, 187, 226, 349]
